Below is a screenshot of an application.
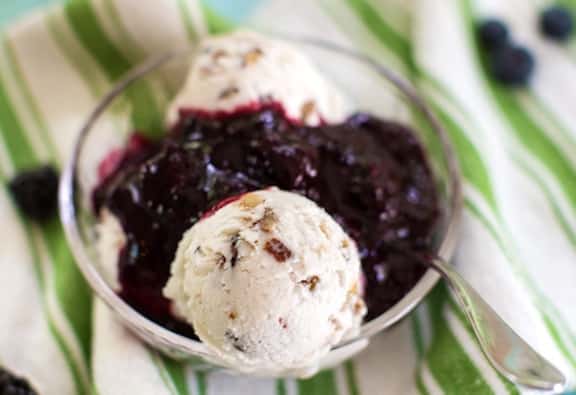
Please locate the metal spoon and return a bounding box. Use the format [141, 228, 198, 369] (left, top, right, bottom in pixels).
[430, 257, 566, 393]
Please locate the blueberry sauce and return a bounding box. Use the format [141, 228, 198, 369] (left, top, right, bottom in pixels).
[93, 103, 439, 338]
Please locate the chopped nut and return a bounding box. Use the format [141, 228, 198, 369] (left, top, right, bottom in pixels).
[224, 330, 245, 352]
[319, 221, 331, 239]
[199, 66, 213, 77]
[228, 311, 237, 320]
[300, 275, 320, 291]
[255, 207, 278, 232]
[301, 100, 316, 122]
[216, 253, 226, 269]
[278, 317, 288, 329]
[314, 244, 328, 254]
[329, 317, 343, 331]
[349, 281, 358, 295]
[341, 238, 350, 248]
[219, 86, 239, 100]
[353, 300, 365, 315]
[264, 238, 292, 262]
[239, 193, 264, 209]
[230, 233, 240, 267]
[212, 49, 228, 61]
[243, 48, 263, 66]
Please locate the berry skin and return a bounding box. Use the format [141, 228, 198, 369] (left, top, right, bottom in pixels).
[0, 368, 37, 395]
[540, 5, 574, 41]
[478, 19, 510, 50]
[489, 44, 536, 86]
[8, 165, 59, 221]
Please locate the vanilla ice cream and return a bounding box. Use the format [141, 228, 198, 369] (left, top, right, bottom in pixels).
[163, 189, 366, 375]
[166, 30, 349, 126]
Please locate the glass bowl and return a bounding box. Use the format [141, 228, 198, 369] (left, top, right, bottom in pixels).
[59, 35, 462, 377]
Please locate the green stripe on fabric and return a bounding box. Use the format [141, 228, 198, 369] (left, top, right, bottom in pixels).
[426, 283, 447, 335]
[275, 379, 287, 395]
[160, 357, 189, 395]
[201, 3, 234, 34]
[21, 224, 45, 289]
[64, 0, 162, 135]
[99, 0, 171, 116]
[430, 102, 498, 212]
[149, 351, 178, 395]
[102, 0, 147, 61]
[45, 11, 109, 98]
[0, 62, 91, 394]
[0, 74, 37, 170]
[48, 319, 85, 395]
[344, 0, 414, 71]
[46, 8, 134, 136]
[543, 301, 576, 355]
[426, 307, 495, 395]
[558, 0, 576, 16]
[297, 369, 338, 395]
[489, 87, 576, 213]
[515, 158, 576, 249]
[464, 199, 511, 261]
[426, 254, 522, 393]
[466, 197, 576, 373]
[2, 19, 93, 363]
[42, 218, 92, 361]
[64, 0, 131, 80]
[178, 0, 199, 41]
[0, 60, 92, 360]
[444, 299, 520, 395]
[420, 72, 475, 126]
[344, 361, 360, 395]
[2, 36, 57, 161]
[541, 313, 576, 369]
[416, 373, 430, 395]
[411, 314, 425, 357]
[92, 381, 102, 395]
[195, 371, 207, 395]
[525, 92, 576, 152]
[1, 177, 86, 395]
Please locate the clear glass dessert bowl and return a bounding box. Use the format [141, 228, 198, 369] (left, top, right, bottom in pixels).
[59, 36, 462, 376]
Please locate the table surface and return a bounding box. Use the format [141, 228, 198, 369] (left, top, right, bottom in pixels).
[0, 0, 54, 26]
[0, 0, 258, 27]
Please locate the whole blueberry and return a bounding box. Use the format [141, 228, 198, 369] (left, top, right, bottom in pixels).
[489, 44, 536, 86]
[478, 19, 510, 49]
[8, 165, 60, 221]
[540, 5, 573, 41]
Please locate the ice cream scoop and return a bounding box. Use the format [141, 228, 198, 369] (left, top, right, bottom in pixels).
[163, 189, 366, 375]
[166, 30, 349, 126]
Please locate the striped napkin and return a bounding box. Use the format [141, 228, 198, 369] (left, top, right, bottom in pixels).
[1, 0, 576, 394]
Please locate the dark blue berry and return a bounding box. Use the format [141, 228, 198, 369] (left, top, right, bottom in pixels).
[540, 6, 573, 41]
[489, 44, 535, 86]
[8, 165, 59, 221]
[478, 19, 510, 49]
[0, 368, 37, 395]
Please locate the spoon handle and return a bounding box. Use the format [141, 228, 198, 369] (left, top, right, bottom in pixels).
[429, 257, 566, 393]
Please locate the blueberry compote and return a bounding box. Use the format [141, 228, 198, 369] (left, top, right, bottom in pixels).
[93, 103, 439, 339]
